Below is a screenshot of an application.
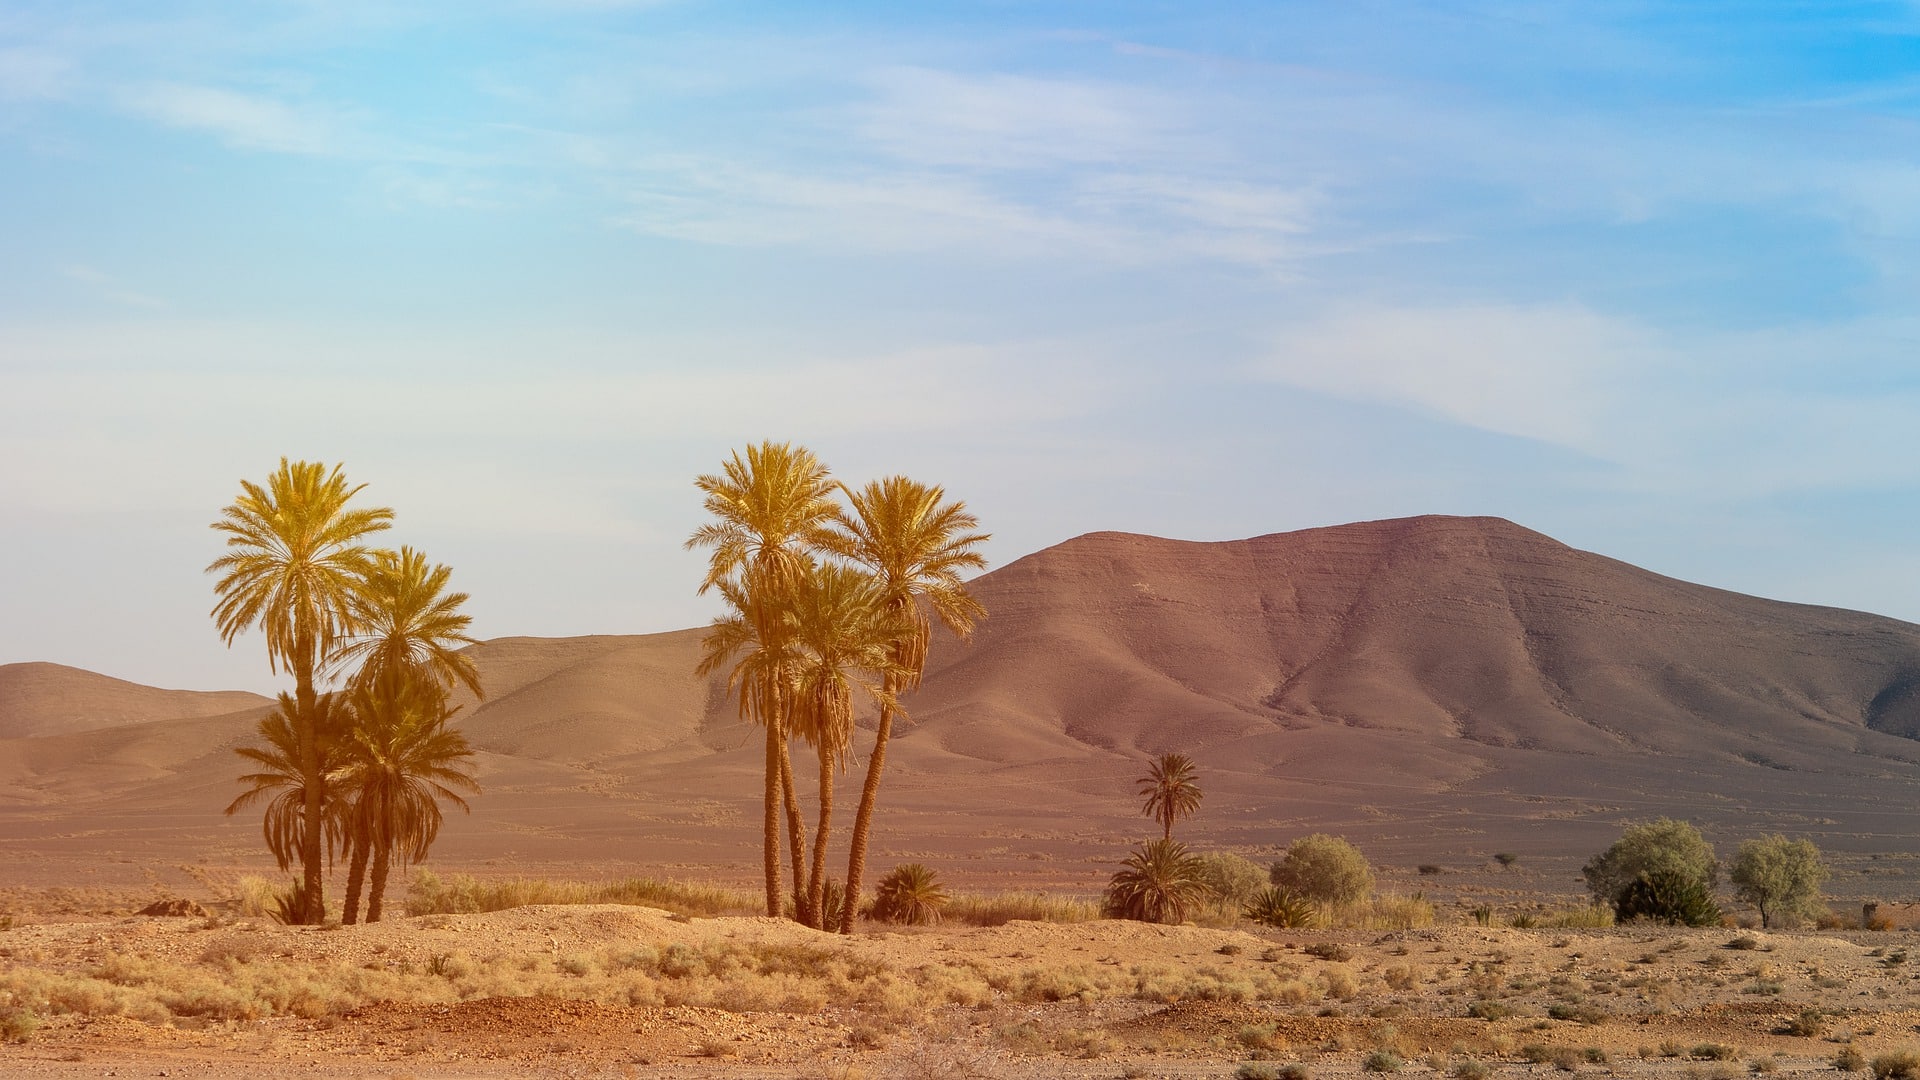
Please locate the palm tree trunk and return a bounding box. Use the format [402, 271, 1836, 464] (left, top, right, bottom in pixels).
[294, 634, 324, 926]
[762, 715, 782, 917]
[808, 744, 834, 929]
[367, 839, 391, 923]
[839, 681, 897, 934]
[342, 831, 369, 925]
[778, 738, 808, 924]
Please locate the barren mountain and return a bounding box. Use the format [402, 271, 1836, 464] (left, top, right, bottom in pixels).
[6, 515, 1920, 896]
[0, 662, 269, 739]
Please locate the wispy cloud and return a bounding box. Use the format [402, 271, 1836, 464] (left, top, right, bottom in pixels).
[58, 265, 168, 311]
[123, 82, 350, 156]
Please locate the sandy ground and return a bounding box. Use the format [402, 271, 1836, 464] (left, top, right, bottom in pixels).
[3, 896, 1920, 1079]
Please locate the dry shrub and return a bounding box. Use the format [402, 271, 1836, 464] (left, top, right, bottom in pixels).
[405, 870, 758, 918]
[1873, 1048, 1920, 1080]
[943, 892, 1097, 927]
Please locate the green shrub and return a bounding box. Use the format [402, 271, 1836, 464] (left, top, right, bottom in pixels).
[1270, 835, 1374, 910]
[1102, 839, 1208, 924]
[1582, 818, 1717, 919]
[1195, 851, 1269, 906]
[870, 864, 948, 926]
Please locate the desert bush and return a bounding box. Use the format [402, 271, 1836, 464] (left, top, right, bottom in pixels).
[1874, 1049, 1920, 1080]
[0, 1004, 38, 1043]
[1616, 869, 1723, 927]
[1452, 1061, 1490, 1080]
[943, 891, 1096, 926]
[870, 864, 948, 925]
[1103, 839, 1208, 924]
[405, 870, 758, 918]
[1466, 1000, 1510, 1021]
[1730, 835, 1828, 929]
[1691, 1044, 1738, 1061]
[1345, 893, 1434, 930]
[1837, 1047, 1868, 1072]
[1235, 1065, 1282, 1080]
[1195, 851, 1268, 906]
[1583, 818, 1718, 920]
[1780, 1008, 1825, 1037]
[1363, 1049, 1403, 1072]
[1244, 887, 1318, 929]
[1303, 942, 1352, 962]
[1542, 904, 1613, 929]
[1270, 835, 1374, 910]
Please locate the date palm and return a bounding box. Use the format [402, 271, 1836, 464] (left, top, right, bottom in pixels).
[1139, 751, 1203, 841]
[224, 691, 354, 882]
[787, 560, 905, 927]
[688, 441, 838, 917]
[1102, 838, 1208, 924]
[208, 459, 392, 922]
[824, 476, 987, 933]
[330, 546, 483, 700]
[339, 669, 478, 923]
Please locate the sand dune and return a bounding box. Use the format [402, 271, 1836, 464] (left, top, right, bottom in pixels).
[7, 515, 1920, 891]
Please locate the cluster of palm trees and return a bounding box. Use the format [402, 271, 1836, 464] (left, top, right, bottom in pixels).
[687, 441, 988, 931]
[211, 460, 481, 925]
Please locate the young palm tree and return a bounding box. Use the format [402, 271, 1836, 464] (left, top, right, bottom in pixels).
[1139, 751, 1203, 841]
[1102, 838, 1209, 924]
[339, 669, 479, 923]
[786, 560, 905, 927]
[330, 546, 483, 700]
[687, 442, 838, 917]
[208, 459, 392, 922]
[224, 691, 354, 885]
[824, 476, 987, 933]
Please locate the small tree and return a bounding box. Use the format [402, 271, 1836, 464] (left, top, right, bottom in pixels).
[1270, 834, 1374, 910]
[1583, 818, 1718, 923]
[1103, 838, 1209, 924]
[1193, 850, 1267, 908]
[1138, 752, 1203, 841]
[1730, 835, 1829, 929]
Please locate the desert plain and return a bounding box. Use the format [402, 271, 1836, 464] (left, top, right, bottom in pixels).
[8, 516, 1920, 1076]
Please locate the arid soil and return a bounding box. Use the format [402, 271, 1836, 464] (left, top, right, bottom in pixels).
[4, 897, 1920, 1079]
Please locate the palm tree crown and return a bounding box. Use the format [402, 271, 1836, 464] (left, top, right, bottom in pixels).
[224, 692, 353, 872]
[330, 545, 483, 699]
[1139, 751, 1204, 841]
[340, 670, 479, 922]
[207, 459, 394, 680]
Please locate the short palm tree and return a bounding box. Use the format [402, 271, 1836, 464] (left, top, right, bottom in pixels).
[208, 459, 392, 922]
[687, 442, 838, 917]
[224, 691, 354, 883]
[1139, 751, 1203, 841]
[786, 560, 905, 927]
[338, 670, 479, 923]
[824, 476, 987, 933]
[330, 546, 483, 700]
[870, 863, 949, 925]
[1102, 838, 1209, 924]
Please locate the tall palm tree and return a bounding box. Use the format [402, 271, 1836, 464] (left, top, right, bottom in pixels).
[687, 441, 838, 917]
[825, 476, 987, 933]
[339, 669, 479, 923]
[208, 459, 392, 922]
[330, 545, 483, 699]
[1139, 751, 1203, 841]
[224, 691, 354, 887]
[786, 560, 905, 928]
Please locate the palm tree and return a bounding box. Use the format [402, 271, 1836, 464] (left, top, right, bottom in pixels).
[330, 546, 483, 699]
[224, 691, 354, 889]
[1139, 751, 1203, 841]
[339, 669, 479, 923]
[208, 459, 392, 922]
[786, 560, 905, 927]
[687, 441, 838, 917]
[824, 476, 987, 933]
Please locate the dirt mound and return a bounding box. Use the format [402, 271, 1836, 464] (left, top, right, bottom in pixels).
[136, 898, 209, 917]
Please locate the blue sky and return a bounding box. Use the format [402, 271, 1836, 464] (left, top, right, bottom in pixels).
[4, 1, 1920, 693]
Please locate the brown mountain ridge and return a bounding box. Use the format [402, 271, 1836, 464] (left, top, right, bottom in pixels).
[6, 514, 1920, 894]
